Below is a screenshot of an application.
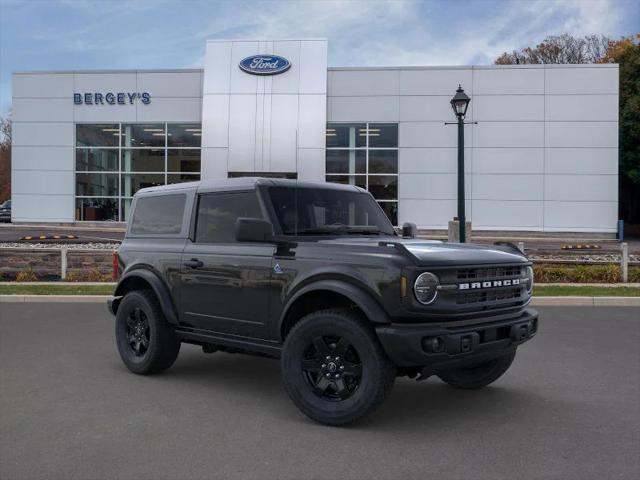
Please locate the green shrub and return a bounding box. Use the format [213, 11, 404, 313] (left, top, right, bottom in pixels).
[629, 266, 640, 283]
[66, 269, 113, 282]
[15, 268, 39, 282]
[534, 264, 620, 283]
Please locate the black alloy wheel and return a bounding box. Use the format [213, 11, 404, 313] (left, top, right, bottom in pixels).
[281, 308, 396, 426]
[126, 307, 150, 357]
[115, 290, 180, 375]
[301, 335, 363, 401]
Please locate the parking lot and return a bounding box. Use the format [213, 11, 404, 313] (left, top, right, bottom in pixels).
[1, 303, 638, 480]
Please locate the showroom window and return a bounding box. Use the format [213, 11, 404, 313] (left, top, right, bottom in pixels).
[325, 123, 398, 225]
[75, 123, 201, 221]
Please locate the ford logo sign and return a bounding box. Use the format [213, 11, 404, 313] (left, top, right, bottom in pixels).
[239, 55, 291, 75]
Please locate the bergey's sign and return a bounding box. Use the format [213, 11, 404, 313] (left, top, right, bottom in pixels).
[239, 55, 291, 75]
[74, 92, 151, 105]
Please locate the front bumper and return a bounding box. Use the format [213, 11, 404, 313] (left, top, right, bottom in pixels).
[376, 308, 538, 371]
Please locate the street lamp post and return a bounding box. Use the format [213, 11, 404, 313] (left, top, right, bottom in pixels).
[449, 85, 471, 243]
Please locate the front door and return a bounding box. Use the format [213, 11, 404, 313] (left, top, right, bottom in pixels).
[179, 191, 274, 339]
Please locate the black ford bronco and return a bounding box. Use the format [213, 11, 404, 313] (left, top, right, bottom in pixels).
[109, 178, 537, 425]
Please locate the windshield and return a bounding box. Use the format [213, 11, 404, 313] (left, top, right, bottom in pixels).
[267, 186, 395, 236]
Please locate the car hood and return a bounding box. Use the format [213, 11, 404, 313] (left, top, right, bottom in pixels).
[316, 237, 527, 266]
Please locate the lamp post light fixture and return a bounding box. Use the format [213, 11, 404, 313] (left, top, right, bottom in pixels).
[450, 84, 471, 243]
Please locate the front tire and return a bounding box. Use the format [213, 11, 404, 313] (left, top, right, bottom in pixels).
[281, 308, 396, 426]
[437, 350, 516, 389]
[115, 290, 180, 375]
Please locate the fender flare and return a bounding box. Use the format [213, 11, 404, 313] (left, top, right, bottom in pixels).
[113, 269, 179, 325]
[279, 279, 391, 335]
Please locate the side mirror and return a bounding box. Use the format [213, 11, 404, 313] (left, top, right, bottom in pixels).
[402, 222, 417, 239]
[235, 217, 274, 242]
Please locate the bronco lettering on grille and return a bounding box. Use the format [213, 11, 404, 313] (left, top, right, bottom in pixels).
[458, 279, 520, 290]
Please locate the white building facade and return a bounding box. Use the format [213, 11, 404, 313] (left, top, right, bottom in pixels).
[11, 39, 619, 232]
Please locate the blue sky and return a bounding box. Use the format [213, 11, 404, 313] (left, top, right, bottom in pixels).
[0, 0, 638, 116]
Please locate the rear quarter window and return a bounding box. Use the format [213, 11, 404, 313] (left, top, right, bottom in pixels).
[130, 194, 186, 236]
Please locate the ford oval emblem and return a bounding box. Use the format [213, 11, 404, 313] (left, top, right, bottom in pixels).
[239, 55, 291, 75]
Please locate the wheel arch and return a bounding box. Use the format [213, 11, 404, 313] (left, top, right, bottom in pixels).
[112, 269, 179, 325]
[279, 280, 391, 341]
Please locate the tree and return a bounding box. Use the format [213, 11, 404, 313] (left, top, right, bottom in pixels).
[601, 35, 640, 227]
[0, 116, 10, 202]
[495, 34, 610, 64]
[495, 33, 640, 227]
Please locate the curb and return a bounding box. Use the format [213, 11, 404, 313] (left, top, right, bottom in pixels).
[1, 295, 639, 306]
[0, 295, 111, 303]
[530, 296, 640, 306]
[0, 282, 116, 286]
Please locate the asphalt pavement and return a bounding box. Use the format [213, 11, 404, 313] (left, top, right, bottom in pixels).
[1, 304, 638, 480]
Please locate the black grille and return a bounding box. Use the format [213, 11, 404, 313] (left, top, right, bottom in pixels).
[456, 287, 522, 306]
[457, 266, 522, 281]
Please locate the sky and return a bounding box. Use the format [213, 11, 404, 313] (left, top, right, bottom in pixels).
[0, 0, 638, 116]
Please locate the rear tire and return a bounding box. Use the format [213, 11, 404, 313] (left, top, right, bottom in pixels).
[437, 350, 516, 389]
[115, 290, 180, 375]
[281, 308, 396, 426]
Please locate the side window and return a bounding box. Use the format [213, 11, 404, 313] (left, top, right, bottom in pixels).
[130, 194, 186, 235]
[195, 191, 263, 243]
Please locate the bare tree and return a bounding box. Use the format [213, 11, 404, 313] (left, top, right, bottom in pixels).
[495, 34, 611, 64]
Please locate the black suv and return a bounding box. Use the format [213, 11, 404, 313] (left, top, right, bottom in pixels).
[0, 199, 10, 223]
[109, 178, 537, 425]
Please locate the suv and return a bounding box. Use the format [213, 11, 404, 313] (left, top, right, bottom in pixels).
[109, 178, 537, 425]
[0, 199, 10, 223]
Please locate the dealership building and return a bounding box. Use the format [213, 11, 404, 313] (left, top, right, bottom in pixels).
[11, 39, 619, 232]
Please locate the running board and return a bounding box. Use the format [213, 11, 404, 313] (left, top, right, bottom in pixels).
[175, 327, 282, 358]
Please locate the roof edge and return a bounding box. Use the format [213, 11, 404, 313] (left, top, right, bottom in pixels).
[13, 69, 204, 75]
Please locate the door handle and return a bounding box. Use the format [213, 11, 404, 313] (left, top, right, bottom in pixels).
[184, 258, 204, 269]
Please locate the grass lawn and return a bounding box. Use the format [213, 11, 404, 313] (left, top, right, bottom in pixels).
[534, 285, 640, 297]
[0, 284, 115, 295]
[0, 283, 639, 297]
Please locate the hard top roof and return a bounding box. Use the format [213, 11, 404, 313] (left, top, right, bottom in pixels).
[134, 177, 367, 196]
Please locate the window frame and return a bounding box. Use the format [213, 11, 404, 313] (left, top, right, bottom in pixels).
[127, 191, 190, 238]
[325, 122, 399, 225]
[192, 190, 266, 245]
[74, 122, 202, 222]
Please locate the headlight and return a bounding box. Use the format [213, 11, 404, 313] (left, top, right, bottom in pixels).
[414, 272, 439, 305]
[525, 266, 534, 294]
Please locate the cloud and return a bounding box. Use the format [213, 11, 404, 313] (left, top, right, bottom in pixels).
[0, 0, 636, 115]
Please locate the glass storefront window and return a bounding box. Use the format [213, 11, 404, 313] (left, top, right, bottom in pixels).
[168, 124, 202, 147]
[76, 173, 119, 197]
[167, 150, 201, 173]
[368, 124, 398, 148]
[76, 124, 120, 147]
[368, 175, 398, 200]
[325, 175, 367, 189]
[369, 150, 398, 174]
[75, 149, 118, 171]
[120, 198, 133, 222]
[121, 173, 165, 197]
[326, 122, 399, 224]
[121, 124, 165, 147]
[75, 123, 202, 221]
[326, 123, 366, 148]
[75, 198, 119, 221]
[377, 202, 398, 226]
[121, 149, 165, 172]
[167, 174, 200, 185]
[326, 150, 366, 174]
